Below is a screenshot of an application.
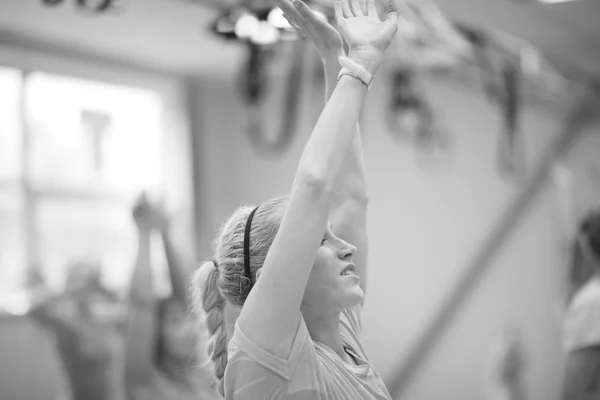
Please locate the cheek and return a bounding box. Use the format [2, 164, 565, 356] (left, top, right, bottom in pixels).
[308, 248, 339, 287]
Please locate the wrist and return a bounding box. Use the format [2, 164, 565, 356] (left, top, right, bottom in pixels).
[337, 74, 369, 92]
[348, 46, 383, 76]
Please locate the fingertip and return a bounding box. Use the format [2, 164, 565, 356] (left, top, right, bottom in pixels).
[386, 0, 400, 21]
[295, 0, 313, 16]
[334, 0, 344, 20]
[366, 0, 377, 15]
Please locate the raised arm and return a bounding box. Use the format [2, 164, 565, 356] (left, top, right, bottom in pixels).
[323, 27, 370, 300]
[143, 202, 192, 305]
[238, 0, 398, 358]
[279, 0, 370, 297]
[124, 197, 159, 391]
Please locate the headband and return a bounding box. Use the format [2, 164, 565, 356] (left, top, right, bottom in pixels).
[244, 206, 260, 287]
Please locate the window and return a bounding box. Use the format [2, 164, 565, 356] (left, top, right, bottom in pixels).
[0, 66, 165, 300]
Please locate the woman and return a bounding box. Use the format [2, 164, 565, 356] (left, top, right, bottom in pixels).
[28, 262, 127, 400]
[192, 0, 400, 398]
[125, 195, 218, 400]
[562, 209, 600, 399]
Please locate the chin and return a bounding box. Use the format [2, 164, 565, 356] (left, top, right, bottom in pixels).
[339, 287, 364, 310]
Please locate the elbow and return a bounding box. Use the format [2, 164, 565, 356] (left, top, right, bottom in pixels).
[345, 192, 369, 208]
[294, 169, 336, 195]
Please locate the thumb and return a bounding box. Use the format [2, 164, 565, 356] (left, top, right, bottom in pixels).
[385, 0, 400, 24]
[285, 15, 308, 38]
[280, 9, 308, 37]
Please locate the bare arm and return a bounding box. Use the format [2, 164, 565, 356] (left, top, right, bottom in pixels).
[323, 55, 370, 298]
[238, 0, 398, 359]
[280, 0, 371, 299]
[239, 73, 367, 357]
[124, 225, 158, 388]
[159, 225, 192, 305]
[562, 346, 600, 400]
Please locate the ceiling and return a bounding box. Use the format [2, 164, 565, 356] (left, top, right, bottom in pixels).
[0, 0, 598, 80]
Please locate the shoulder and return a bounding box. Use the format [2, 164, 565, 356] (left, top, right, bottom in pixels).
[227, 317, 313, 379]
[225, 316, 325, 399]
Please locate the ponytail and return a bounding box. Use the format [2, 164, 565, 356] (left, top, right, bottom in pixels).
[192, 261, 229, 397]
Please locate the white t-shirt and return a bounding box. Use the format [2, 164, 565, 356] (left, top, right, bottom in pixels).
[224, 305, 391, 400]
[564, 276, 600, 352]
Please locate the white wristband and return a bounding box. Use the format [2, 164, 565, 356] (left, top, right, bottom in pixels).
[337, 56, 374, 89]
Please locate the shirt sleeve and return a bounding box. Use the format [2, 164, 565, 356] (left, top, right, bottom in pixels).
[225, 317, 324, 400]
[230, 315, 311, 378]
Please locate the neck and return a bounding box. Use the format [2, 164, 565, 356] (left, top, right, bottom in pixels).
[302, 305, 343, 357]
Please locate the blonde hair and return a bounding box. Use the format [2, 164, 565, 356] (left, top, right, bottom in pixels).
[191, 197, 287, 397]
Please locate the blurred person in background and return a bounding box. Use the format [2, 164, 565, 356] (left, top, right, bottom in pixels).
[125, 194, 218, 400]
[28, 261, 127, 400]
[562, 209, 600, 400]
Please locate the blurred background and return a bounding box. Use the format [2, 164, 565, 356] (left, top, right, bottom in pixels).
[0, 0, 599, 399]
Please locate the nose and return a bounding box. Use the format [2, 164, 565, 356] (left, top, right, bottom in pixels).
[337, 240, 357, 260]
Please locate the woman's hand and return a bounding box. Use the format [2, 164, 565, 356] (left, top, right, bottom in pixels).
[276, 0, 344, 61]
[335, 0, 400, 75]
[132, 194, 170, 233]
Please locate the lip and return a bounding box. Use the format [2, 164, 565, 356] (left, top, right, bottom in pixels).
[340, 263, 356, 275]
[344, 274, 360, 283]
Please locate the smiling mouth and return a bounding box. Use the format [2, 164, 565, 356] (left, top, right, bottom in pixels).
[340, 264, 356, 276]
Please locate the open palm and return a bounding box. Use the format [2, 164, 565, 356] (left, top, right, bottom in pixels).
[335, 0, 399, 52]
[276, 0, 344, 59]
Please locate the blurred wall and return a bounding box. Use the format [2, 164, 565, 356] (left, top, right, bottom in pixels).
[0, 318, 66, 400]
[193, 50, 600, 400]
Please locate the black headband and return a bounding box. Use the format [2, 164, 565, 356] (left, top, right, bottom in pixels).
[243, 206, 260, 287]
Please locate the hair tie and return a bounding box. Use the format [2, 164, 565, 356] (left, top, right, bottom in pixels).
[244, 206, 260, 287]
